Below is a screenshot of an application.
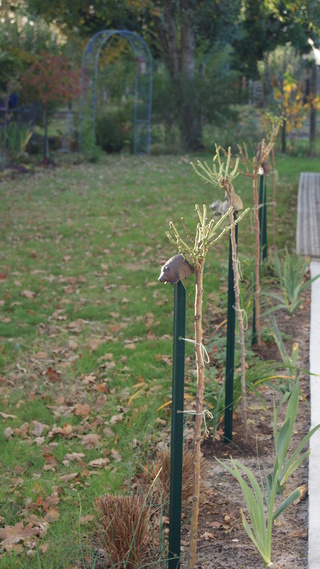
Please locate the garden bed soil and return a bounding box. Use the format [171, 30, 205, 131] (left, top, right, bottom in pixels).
[179, 291, 311, 568]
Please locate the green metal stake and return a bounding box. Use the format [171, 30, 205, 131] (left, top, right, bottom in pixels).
[252, 289, 257, 345]
[262, 177, 267, 261]
[224, 217, 238, 443]
[168, 280, 186, 569]
[259, 174, 267, 262]
[252, 175, 267, 344]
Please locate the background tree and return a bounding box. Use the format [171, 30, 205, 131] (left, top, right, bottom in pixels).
[233, 0, 320, 79]
[15, 0, 320, 151]
[150, 0, 243, 150]
[21, 52, 81, 160]
[258, 44, 320, 152]
[26, 0, 243, 151]
[0, 4, 61, 96]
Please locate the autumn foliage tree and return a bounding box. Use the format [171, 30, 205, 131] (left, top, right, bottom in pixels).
[22, 52, 82, 160]
[273, 71, 320, 152]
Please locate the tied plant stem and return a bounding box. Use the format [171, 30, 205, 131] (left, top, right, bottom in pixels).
[164, 203, 246, 569]
[238, 129, 279, 345]
[192, 147, 249, 443]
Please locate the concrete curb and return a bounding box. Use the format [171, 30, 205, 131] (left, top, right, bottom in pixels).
[308, 260, 320, 568]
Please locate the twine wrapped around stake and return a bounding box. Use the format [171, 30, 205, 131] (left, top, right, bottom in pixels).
[179, 337, 212, 438]
[177, 409, 213, 438]
[179, 337, 210, 365]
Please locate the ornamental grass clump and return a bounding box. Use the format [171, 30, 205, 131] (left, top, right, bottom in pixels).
[95, 494, 151, 568]
[152, 448, 210, 509]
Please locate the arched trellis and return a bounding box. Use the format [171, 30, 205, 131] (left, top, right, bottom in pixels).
[79, 30, 152, 155]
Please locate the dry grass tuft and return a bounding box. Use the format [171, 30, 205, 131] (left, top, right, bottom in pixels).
[95, 494, 151, 568]
[152, 448, 210, 508]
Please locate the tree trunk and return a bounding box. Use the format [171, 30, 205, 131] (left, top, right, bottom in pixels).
[178, 77, 202, 151]
[309, 63, 318, 155]
[152, 0, 201, 151]
[152, 0, 179, 85]
[2, 95, 8, 170]
[179, 0, 201, 150]
[180, 1, 195, 77]
[43, 104, 49, 160]
[189, 258, 205, 569]
[281, 121, 286, 153]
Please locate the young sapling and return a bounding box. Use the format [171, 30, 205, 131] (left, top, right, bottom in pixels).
[160, 202, 247, 568]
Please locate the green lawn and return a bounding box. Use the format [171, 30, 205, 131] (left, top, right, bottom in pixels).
[0, 150, 318, 567]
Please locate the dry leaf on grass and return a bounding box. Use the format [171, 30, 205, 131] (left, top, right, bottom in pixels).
[110, 449, 121, 463]
[96, 383, 108, 393]
[48, 423, 73, 438]
[80, 514, 95, 524]
[39, 543, 49, 553]
[75, 403, 91, 417]
[82, 373, 97, 385]
[4, 427, 14, 438]
[30, 352, 49, 361]
[34, 436, 45, 446]
[124, 343, 136, 350]
[45, 367, 61, 382]
[88, 458, 110, 468]
[0, 521, 40, 551]
[59, 472, 79, 482]
[64, 452, 85, 462]
[82, 433, 102, 448]
[0, 412, 17, 419]
[110, 414, 124, 425]
[44, 507, 60, 522]
[32, 421, 49, 437]
[20, 290, 35, 299]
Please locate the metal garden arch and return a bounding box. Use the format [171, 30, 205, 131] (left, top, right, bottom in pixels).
[79, 30, 152, 155]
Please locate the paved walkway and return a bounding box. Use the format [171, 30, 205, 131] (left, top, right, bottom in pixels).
[297, 173, 320, 258]
[308, 260, 320, 569]
[296, 173, 320, 567]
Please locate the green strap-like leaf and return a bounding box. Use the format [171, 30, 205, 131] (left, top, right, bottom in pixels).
[273, 488, 302, 522]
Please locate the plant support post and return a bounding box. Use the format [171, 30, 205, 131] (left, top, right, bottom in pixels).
[253, 175, 266, 344]
[168, 281, 186, 569]
[224, 219, 238, 443]
[259, 174, 267, 262]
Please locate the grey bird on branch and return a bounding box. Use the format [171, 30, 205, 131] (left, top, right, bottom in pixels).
[158, 254, 194, 285]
